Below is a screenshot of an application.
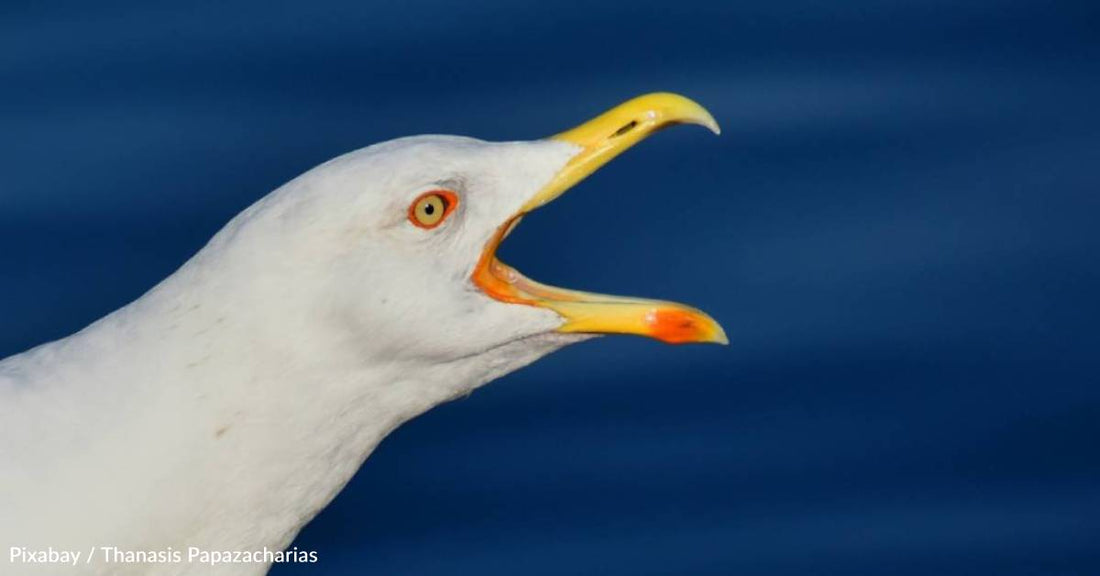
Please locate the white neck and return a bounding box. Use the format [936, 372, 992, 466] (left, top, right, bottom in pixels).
[0, 249, 575, 575]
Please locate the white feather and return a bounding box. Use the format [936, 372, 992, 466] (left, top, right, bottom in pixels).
[0, 136, 586, 575]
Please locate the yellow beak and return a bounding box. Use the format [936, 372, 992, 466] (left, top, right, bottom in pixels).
[472, 93, 728, 345]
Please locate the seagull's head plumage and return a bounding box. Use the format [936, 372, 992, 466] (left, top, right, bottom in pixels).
[248, 135, 582, 364]
[187, 93, 726, 391]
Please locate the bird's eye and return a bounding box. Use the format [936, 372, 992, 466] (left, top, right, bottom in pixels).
[408, 190, 458, 229]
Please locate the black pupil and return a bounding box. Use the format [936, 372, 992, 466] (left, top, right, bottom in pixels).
[424, 202, 436, 215]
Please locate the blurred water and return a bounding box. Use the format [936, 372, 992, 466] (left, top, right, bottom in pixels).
[2, 1, 1099, 574]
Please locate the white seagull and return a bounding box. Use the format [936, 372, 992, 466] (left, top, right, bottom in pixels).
[0, 93, 726, 575]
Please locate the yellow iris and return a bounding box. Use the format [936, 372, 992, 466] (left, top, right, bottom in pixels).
[409, 192, 454, 228]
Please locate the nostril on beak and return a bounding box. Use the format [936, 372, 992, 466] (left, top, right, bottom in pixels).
[611, 120, 638, 138]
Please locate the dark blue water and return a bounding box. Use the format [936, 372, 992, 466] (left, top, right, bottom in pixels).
[2, 1, 1099, 574]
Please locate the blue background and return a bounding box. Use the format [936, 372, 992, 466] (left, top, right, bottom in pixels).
[2, 1, 1099, 574]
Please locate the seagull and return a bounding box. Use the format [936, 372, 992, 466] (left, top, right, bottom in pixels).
[0, 93, 726, 575]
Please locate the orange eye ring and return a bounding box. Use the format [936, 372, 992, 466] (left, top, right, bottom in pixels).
[408, 190, 458, 229]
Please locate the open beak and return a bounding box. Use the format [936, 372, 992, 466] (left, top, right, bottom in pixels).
[472, 93, 728, 345]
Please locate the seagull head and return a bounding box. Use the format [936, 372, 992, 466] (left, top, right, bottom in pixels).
[198, 93, 726, 382]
